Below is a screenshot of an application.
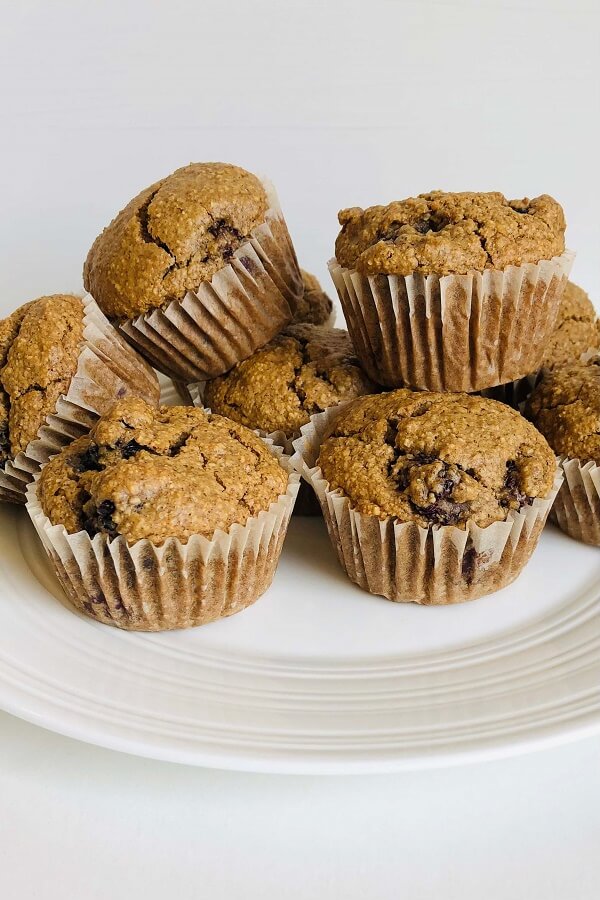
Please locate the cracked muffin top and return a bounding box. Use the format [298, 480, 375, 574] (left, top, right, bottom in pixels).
[527, 357, 600, 465]
[0, 295, 84, 465]
[204, 324, 376, 437]
[542, 281, 599, 370]
[83, 162, 269, 319]
[317, 390, 556, 529]
[291, 270, 334, 326]
[38, 397, 288, 544]
[335, 191, 565, 276]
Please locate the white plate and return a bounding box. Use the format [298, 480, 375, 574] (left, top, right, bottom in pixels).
[1, 498, 600, 773]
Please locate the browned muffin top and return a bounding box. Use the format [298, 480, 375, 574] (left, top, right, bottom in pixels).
[542, 281, 599, 370]
[527, 357, 600, 465]
[335, 191, 565, 276]
[317, 389, 556, 528]
[0, 295, 84, 465]
[291, 270, 334, 326]
[204, 324, 376, 437]
[83, 162, 268, 319]
[38, 397, 288, 544]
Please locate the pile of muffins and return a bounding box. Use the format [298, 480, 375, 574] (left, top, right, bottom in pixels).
[2, 161, 599, 631]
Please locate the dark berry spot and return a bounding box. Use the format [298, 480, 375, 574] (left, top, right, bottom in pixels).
[84, 500, 118, 538]
[240, 256, 257, 274]
[462, 545, 478, 585]
[501, 460, 531, 510]
[72, 443, 102, 473]
[415, 497, 469, 526]
[120, 438, 147, 459]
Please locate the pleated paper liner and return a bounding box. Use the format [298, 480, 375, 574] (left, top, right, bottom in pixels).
[189, 381, 326, 516]
[118, 180, 303, 383]
[0, 294, 160, 505]
[550, 457, 600, 546]
[290, 406, 563, 605]
[329, 250, 574, 392]
[26, 441, 300, 632]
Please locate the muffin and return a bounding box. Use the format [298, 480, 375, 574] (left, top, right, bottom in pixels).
[541, 281, 599, 370]
[27, 397, 300, 630]
[527, 357, 600, 544]
[202, 324, 376, 513]
[292, 390, 561, 604]
[291, 270, 335, 326]
[84, 162, 303, 382]
[330, 190, 573, 392]
[0, 293, 159, 504]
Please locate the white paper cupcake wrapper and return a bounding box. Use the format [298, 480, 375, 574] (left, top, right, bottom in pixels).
[550, 457, 600, 546]
[329, 251, 574, 392]
[118, 180, 303, 383]
[26, 436, 300, 631]
[290, 406, 563, 605]
[0, 294, 160, 505]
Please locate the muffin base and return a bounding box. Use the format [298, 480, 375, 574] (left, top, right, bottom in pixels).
[0, 294, 159, 505]
[26, 441, 300, 631]
[551, 457, 600, 546]
[329, 251, 574, 392]
[291, 407, 562, 605]
[119, 180, 303, 383]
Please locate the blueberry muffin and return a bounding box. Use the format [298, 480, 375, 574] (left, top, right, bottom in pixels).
[38, 397, 288, 543]
[0, 294, 158, 503]
[204, 324, 375, 442]
[335, 191, 566, 276]
[527, 358, 600, 544]
[318, 390, 555, 528]
[293, 389, 559, 603]
[542, 281, 599, 370]
[291, 270, 334, 326]
[330, 190, 572, 392]
[83, 162, 302, 382]
[30, 397, 299, 630]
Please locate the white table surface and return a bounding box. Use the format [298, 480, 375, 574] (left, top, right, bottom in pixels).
[1, 1, 599, 896]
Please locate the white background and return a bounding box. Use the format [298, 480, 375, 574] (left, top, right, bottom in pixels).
[0, 1, 599, 897]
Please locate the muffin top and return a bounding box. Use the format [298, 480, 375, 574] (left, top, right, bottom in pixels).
[204, 323, 376, 437]
[0, 294, 84, 465]
[542, 281, 599, 370]
[527, 357, 600, 465]
[291, 270, 334, 326]
[83, 162, 269, 320]
[38, 397, 288, 544]
[335, 191, 565, 276]
[317, 390, 555, 528]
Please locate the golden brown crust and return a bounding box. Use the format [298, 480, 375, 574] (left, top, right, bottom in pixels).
[38, 397, 288, 544]
[204, 324, 376, 437]
[0, 295, 84, 462]
[335, 191, 566, 276]
[542, 281, 599, 369]
[527, 357, 600, 465]
[291, 270, 334, 326]
[317, 390, 555, 528]
[83, 163, 268, 319]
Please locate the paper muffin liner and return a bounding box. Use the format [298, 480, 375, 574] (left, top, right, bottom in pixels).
[118, 179, 303, 383]
[25, 438, 300, 632]
[290, 406, 563, 605]
[0, 294, 160, 505]
[329, 251, 574, 392]
[550, 457, 600, 546]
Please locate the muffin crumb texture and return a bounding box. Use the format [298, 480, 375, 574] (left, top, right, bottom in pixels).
[38, 397, 288, 544]
[204, 324, 376, 437]
[527, 357, 600, 465]
[291, 270, 334, 326]
[542, 280, 599, 369]
[0, 294, 84, 463]
[83, 162, 269, 319]
[335, 191, 565, 276]
[318, 390, 555, 528]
